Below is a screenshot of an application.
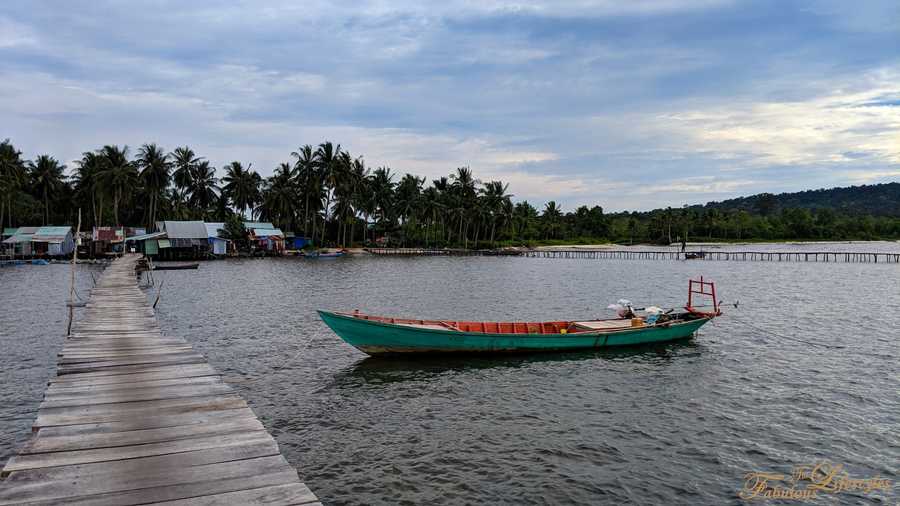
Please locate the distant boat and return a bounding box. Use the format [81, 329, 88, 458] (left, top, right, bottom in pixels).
[320, 278, 722, 355]
[302, 250, 346, 258]
[0, 259, 48, 267]
[152, 263, 199, 270]
[685, 252, 706, 260]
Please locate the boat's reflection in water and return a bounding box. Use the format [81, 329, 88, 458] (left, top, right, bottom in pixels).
[337, 339, 705, 385]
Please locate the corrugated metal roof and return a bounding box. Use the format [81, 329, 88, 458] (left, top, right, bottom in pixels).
[35, 226, 72, 236]
[244, 222, 274, 230]
[3, 227, 39, 243]
[252, 228, 284, 238]
[126, 231, 166, 241]
[93, 226, 124, 241]
[2, 228, 18, 237]
[161, 221, 208, 239]
[33, 226, 72, 243]
[205, 222, 225, 238]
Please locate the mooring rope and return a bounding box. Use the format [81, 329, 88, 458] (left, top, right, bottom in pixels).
[725, 309, 846, 350]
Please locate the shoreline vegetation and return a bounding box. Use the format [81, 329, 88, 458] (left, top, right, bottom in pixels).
[2, 138, 900, 250]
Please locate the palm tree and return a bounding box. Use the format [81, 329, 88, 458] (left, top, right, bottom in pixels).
[514, 201, 539, 239]
[481, 180, 512, 246]
[28, 155, 66, 225]
[291, 145, 316, 237]
[258, 162, 297, 230]
[542, 201, 563, 239]
[451, 167, 477, 246]
[395, 174, 423, 223]
[222, 161, 261, 219]
[370, 167, 396, 238]
[498, 197, 515, 242]
[314, 141, 343, 244]
[171, 146, 201, 205]
[394, 174, 424, 246]
[432, 177, 451, 243]
[137, 143, 171, 229]
[420, 186, 443, 247]
[98, 145, 137, 226]
[0, 139, 27, 228]
[348, 156, 369, 246]
[470, 194, 491, 248]
[187, 160, 219, 219]
[332, 187, 355, 247]
[72, 151, 104, 227]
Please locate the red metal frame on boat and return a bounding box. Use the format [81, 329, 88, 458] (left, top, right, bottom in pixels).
[686, 277, 720, 316]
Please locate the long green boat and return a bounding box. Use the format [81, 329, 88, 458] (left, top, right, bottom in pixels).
[319, 278, 722, 355]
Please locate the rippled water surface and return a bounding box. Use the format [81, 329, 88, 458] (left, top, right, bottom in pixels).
[1, 244, 898, 504]
[0, 263, 102, 460]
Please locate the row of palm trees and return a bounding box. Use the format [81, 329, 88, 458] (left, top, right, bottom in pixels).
[10, 137, 887, 244]
[1, 138, 585, 247]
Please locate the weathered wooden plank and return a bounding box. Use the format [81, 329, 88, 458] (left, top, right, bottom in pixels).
[39, 393, 248, 416]
[2, 440, 280, 485]
[152, 483, 320, 506]
[57, 355, 206, 374]
[34, 395, 248, 428]
[4, 430, 274, 472]
[24, 417, 264, 454]
[46, 375, 224, 396]
[48, 365, 219, 386]
[59, 347, 195, 358]
[58, 350, 196, 360]
[40, 383, 236, 409]
[0, 455, 294, 505]
[49, 363, 217, 382]
[9, 471, 302, 506]
[0, 455, 291, 504]
[35, 407, 257, 438]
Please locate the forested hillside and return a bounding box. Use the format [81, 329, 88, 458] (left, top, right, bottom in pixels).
[701, 183, 900, 217]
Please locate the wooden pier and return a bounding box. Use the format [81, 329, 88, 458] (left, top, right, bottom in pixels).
[366, 247, 900, 263]
[365, 247, 520, 257]
[0, 254, 320, 505]
[521, 249, 900, 263]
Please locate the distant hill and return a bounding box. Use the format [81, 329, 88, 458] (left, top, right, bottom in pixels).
[697, 182, 900, 216]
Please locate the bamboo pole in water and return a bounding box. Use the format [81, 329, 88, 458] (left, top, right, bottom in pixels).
[66, 209, 81, 336]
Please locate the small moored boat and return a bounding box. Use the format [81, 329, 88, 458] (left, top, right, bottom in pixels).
[302, 249, 346, 258]
[152, 263, 200, 270]
[319, 278, 722, 355]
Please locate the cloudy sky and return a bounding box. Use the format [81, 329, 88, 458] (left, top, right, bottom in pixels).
[2, 0, 898, 211]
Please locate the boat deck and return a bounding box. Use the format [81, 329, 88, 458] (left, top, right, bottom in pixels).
[0, 254, 320, 505]
[343, 312, 645, 334]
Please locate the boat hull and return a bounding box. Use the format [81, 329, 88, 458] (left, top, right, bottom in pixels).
[318, 311, 711, 355]
[152, 263, 199, 270]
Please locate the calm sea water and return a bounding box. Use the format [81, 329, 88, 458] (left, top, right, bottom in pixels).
[1, 243, 898, 504]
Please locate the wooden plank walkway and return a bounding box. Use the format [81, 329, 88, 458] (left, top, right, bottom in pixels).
[0, 254, 320, 506]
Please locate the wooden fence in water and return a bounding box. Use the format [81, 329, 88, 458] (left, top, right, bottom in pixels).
[366, 248, 900, 263]
[522, 250, 900, 263]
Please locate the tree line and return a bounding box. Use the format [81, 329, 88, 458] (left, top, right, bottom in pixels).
[2, 138, 899, 247]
